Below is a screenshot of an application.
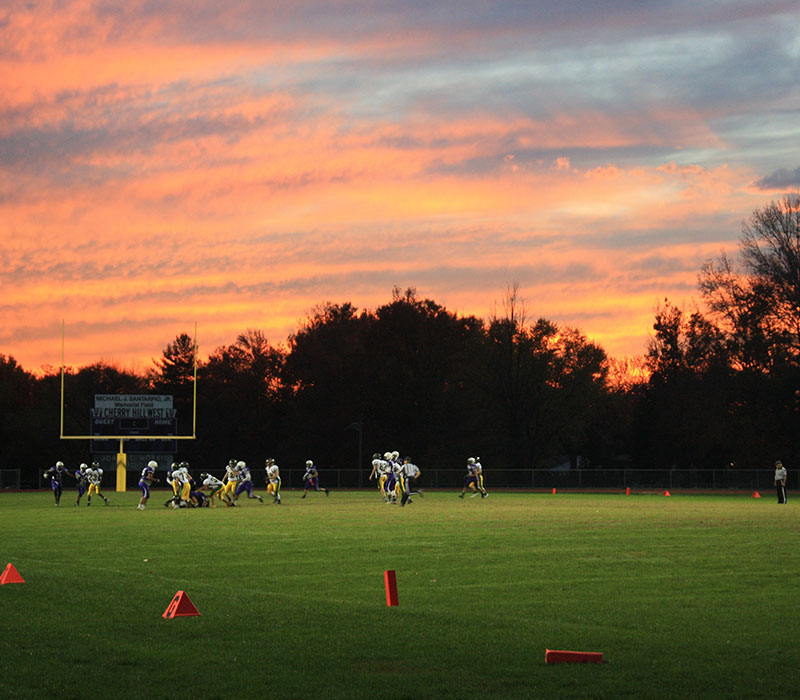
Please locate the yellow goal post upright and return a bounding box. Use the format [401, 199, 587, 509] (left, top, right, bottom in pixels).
[59, 321, 198, 492]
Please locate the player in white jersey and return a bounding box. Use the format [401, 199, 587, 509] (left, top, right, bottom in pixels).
[473, 457, 487, 498]
[459, 457, 487, 499]
[265, 458, 282, 504]
[222, 459, 239, 506]
[198, 472, 225, 507]
[368, 453, 390, 501]
[85, 462, 109, 506]
[172, 462, 193, 507]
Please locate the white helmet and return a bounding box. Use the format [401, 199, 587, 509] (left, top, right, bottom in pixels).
[305, 460, 313, 468]
[391, 451, 399, 460]
[80, 462, 89, 471]
[147, 460, 157, 469]
[467, 457, 476, 465]
[383, 452, 392, 461]
[56, 461, 65, 468]
[237, 460, 246, 469]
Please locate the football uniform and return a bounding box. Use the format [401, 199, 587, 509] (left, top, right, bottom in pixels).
[44, 463, 68, 505]
[138, 465, 156, 499]
[175, 467, 192, 501]
[266, 464, 281, 503]
[86, 466, 109, 505]
[222, 463, 238, 502]
[74, 466, 89, 504]
[372, 459, 389, 497]
[302, 462, 329, 497]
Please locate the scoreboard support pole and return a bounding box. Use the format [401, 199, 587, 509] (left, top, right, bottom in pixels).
[116, 439, 127, 493]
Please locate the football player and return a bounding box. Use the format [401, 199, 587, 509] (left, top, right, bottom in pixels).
[383, 452, 398, 503]
[265, 458, 282, 504]
[74, 462, 89, 506]
[368, 453, 390, 501]
[473, 456, 488, 498]
[301, 460, 329, 498]
[43, 460, 70, 506]
[233, 460, 263, 504]
[221, 459, 239, 505]
[198, 472, 226, 507]
[137, 460, 159, 510]
[86, 462, 109, 506]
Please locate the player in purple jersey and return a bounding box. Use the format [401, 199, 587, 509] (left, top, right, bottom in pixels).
[301, 460, 329, 498]
[73, 463, 89, 506]
[459, 458, 479, 498]
[233, 461, 264, 504]
[43, 461, 71, 506]
[137, 460, 159, 510]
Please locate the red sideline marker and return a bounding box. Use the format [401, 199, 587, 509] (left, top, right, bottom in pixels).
[663, 490, 671, 497]
[625, 487, 631, 495]
[552, 487, 557, 494]
[162, 591, 200, 618]
[545, 649, 603, 664]
[0, 563, 24, 585]
[384, 570, 399, 607]
[751, 491, 761, 498]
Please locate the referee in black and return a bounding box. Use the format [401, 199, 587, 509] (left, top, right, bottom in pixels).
[774, 460, 787, 504]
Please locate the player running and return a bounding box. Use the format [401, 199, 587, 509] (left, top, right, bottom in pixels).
[85, 462, 109, 506]
[137, 460, 159, 510]
[473, 456, 488, 498]
[459, 457, 483, 499]
[43, 460, 71, 506]
[74, 462, 89, 506]
[221, 459, 239, 505]
[265, 458, 282, 504]
[301, 460, 329, 498]
[233, 461, 263, 504]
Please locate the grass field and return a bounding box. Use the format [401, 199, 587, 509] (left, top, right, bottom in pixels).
[1, 489, 798, 700]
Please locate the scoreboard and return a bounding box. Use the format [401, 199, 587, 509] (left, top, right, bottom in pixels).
[90, 395, 178, 454]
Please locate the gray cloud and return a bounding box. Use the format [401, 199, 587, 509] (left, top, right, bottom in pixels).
[754, 166, 800, 190]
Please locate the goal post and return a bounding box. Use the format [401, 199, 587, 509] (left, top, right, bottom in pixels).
[59, 321, 199, 492]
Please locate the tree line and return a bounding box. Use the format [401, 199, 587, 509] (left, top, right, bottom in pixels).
[1, 195, 798, 482]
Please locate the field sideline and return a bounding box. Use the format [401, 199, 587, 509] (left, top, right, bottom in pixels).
[1, 490, 797, 700]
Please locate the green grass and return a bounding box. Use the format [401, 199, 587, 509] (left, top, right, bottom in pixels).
[0, 490, 798, 700]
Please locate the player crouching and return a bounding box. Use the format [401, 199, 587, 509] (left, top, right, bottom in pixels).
[198, 472, 227, 507]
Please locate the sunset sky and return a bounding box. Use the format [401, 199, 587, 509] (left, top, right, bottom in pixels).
[2, 0, 799, 372]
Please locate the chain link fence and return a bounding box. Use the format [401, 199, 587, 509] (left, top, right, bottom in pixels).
[4, 467, 793, 493]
